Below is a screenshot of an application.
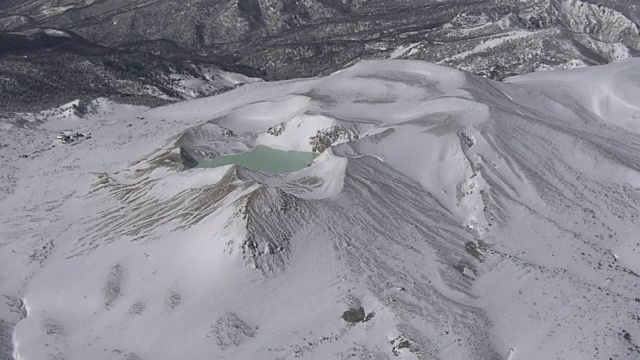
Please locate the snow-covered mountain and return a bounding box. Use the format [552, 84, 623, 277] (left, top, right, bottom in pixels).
[1, 0, 639, 82]
[0, 29, 263, 113]
[2, 59, 640, 360]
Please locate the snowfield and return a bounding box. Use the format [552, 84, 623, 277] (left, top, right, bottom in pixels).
[2, 59, 640, 360]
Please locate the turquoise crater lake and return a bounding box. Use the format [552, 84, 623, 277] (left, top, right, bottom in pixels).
[197, 145, 319, 174]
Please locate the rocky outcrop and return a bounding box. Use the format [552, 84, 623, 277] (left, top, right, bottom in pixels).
[309, 126, 357, 153]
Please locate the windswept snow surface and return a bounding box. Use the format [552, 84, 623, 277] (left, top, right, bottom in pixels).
[2, 59, 640, 360]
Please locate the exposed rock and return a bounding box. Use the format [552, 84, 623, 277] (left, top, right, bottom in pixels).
[267, 123, 285, 136]
[211, 313, 257, 349]
[341, 306, 365, 323]
[309, 126, 356, 153]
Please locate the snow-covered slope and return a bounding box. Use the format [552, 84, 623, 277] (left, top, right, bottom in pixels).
[2, 59, 640, 360]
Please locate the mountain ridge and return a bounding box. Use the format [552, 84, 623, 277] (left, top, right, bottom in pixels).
[1, 0, 639, 81]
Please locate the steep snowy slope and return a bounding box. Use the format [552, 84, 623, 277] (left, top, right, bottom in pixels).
[2, 59, 640, 360]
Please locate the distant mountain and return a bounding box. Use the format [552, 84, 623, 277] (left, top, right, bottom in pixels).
[1, 0, 638, 81]
[0, 29, 264, 112]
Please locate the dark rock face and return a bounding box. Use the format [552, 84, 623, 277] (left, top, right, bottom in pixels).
[0, 0, 639, 108]
[341, 306, 365, 323]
